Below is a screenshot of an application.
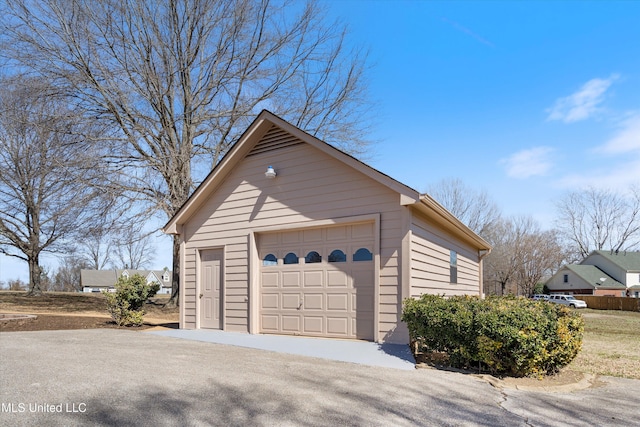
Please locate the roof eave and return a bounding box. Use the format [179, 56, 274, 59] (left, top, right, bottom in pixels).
[414, 194, 492, 251]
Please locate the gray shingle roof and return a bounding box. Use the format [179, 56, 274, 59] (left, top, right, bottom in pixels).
[80, 270, 118, 287]
[81, 269, 172, 288]
[591, 250, 640, 271]
[566, 264, 626, 289]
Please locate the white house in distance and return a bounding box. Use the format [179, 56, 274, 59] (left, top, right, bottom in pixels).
[163, 110, 491, 344]
[81, 269, 172, 295]
[546, 250, 640, 298]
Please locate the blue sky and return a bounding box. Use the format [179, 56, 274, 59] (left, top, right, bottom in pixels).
[2, 0, 639, 283]
[324, 0, 640, 223]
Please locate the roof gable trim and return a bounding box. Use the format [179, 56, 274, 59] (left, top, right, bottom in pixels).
[163, 117, 273, 234]
[413, 194, 491, 251]
[164, 110, 420, 234]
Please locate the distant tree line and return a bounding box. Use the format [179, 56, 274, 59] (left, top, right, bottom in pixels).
[428, 178, 640, 297]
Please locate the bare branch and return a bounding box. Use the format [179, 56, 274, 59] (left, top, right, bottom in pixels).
[555, 185, 640, 260]
[1, 0, 373, 302]
[0, 75, 112, 294]
[427, 178, 502, 238]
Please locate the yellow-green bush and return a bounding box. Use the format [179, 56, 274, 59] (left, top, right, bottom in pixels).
[402, 295, 584, 377]
[103, 274, 160, 326]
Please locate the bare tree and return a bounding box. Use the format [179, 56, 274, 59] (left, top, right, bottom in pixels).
[514, 226, 566, 296]
[555, 186, 640, 261]
[52, 254, 90, 292]
[2, 0, 373, 304]
[112, 226, 157, 270]
[6, 278, 28, 291]
[426, 178, 506, 295]
[426, 179, 565, 296]
[0, 76, 108, 295]
[482, 216, 565, 296]
[37, 265, 54, 292]
[427, 178, 501, 238]
[78, 226, 115, 270]
[483, 218, 520, 295]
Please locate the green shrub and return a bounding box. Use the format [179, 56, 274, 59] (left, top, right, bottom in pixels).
[103, 274, 160, 326]
[402, 294, 584, 377]
[533, 282, 545, 295]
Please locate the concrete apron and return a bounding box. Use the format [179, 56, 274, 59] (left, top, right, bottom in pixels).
[147, 329, 416, 370]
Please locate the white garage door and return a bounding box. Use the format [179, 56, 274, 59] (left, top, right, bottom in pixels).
[259, 223, 375, 340]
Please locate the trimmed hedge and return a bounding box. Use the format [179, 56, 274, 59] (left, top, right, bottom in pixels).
[402, 295, 584, 377]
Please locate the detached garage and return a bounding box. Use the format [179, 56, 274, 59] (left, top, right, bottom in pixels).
[163, 110, 490, 344]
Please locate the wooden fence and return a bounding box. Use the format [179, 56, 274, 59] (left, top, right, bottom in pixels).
[574, 296, 640, 312]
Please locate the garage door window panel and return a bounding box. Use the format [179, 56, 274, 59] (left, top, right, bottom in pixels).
[353, 248, 373, 262]
[328, 249, 346, 263]
[305, 251, 322, 263]
[263, 254, 278, 266]
[284, 252, 299, 264]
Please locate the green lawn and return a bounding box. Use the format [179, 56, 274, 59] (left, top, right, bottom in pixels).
[569, 309, 640, 379]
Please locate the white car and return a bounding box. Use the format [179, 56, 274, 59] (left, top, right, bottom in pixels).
[531, 294, 550, 302]
[549, 294, 588, 308]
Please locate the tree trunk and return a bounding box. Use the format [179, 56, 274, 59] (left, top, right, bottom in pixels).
[26, 255, 43, 296]
[165, 235, 180, 308]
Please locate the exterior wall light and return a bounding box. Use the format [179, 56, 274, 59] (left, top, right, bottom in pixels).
[265, 165, 277, 179]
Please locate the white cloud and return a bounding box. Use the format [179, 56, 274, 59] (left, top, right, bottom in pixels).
[555, 112, 640, 191]
[556, 158, 640, 191]
[546, 75, 619, 123]
[595, 112, 640, 154]
[501, 146, 554, 179]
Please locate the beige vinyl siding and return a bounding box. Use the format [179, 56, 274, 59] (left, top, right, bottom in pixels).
[545, 268, 582, 290]
[410, 210, 480, 297]
[181, 125, 404, 338]
[182, 250, 197, 328]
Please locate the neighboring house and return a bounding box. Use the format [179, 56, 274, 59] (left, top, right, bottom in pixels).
[81, 269, 172, 295]
[546, 250, 640, 297]
[163, 110, 491, 344]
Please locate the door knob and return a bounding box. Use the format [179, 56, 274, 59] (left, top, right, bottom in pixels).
[199, 293, 203, 299]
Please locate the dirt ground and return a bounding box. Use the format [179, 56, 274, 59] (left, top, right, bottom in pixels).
[0, 291, 179, 332]
[0, 313, 180, 332]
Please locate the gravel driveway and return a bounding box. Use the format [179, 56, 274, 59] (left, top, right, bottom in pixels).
[1, 329, 638, 426]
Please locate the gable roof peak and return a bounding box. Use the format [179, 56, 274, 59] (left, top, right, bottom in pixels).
[161, 110, 489, 251]
[163, 110, 420, 234]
